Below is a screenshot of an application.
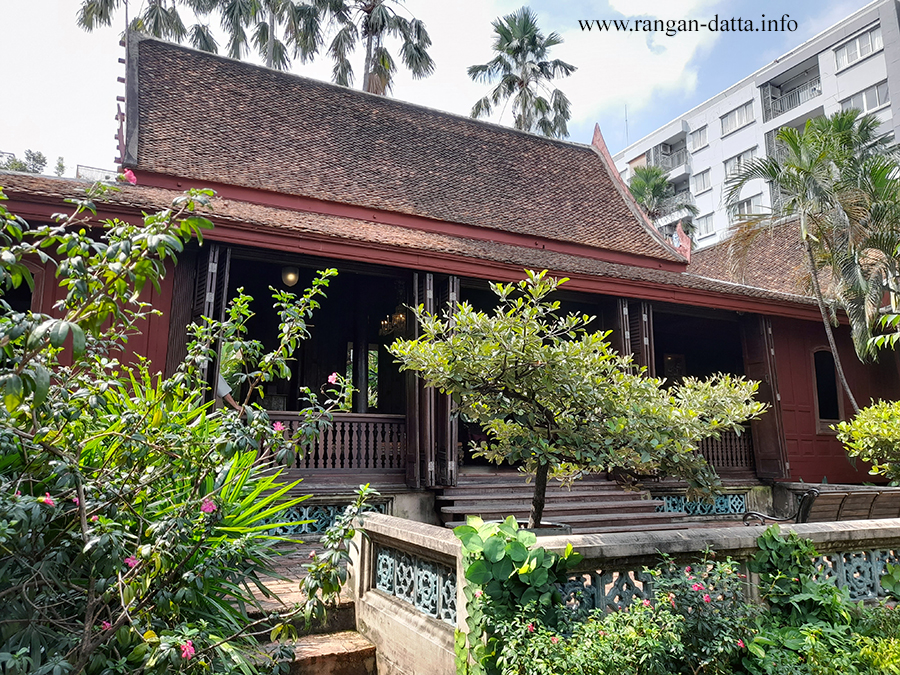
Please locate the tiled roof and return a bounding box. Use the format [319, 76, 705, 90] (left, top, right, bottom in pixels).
[0, 173, 815, 309]
[127, 35, 682, 264]
[689, 224, 809, 296]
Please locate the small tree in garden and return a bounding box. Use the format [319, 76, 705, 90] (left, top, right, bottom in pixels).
[390, 270, 766, 528]
[0, 182, 353, 675]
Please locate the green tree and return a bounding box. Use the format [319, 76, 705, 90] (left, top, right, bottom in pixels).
[726, 117, 868, 413]
[628, 164, 699, 224]
[54, 156, 66, 177]
[1, 149, 47, 174]
[311, 0, 434, 94]
[468, 7, 576, 138]
[389, 270, 765, 528]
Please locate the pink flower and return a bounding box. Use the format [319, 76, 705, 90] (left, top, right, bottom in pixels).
[72, 497, 79, 506]
[273, 421, 286, 432]
[328, 372, 339, 385]
[691, 583, 704, 591]
[308, 549, 316, 559]
[91, 515, 99, 522]
[737, 639, 746, 649]
[474, 589, 483, 598]
[550, 636, 559, 644]
[685, 566, 692, 573]
[668, 593, 676, 608]
[642, 599, 652, 607]
[124, 556, 138, 569]
[200, 497, 217, 513]
[101, 621, 112, 630]
[703, 594, 712, 603]
[180, 640, 195, 660]
[526, 623, 534, 633]
[122, 169, 137, 185]
[38, 492, 55, 507]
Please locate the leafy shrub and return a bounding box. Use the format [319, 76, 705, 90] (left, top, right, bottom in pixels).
[0, 184, 350, 674]
[835, 399, 900, 481]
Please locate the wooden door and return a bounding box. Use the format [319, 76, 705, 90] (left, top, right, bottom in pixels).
[618, 299, 655, 375]
[740, 314, 789, 479]
[434, 275, 460, 487]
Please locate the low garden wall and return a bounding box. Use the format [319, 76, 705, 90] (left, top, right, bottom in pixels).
[350, 513, 900, 675]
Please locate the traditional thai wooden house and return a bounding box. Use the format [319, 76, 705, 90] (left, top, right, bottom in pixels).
[3, 34, 899, 527]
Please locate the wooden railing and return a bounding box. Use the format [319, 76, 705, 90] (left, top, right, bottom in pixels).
[267, 412, 406, 470]
[698, 428, 754, 472]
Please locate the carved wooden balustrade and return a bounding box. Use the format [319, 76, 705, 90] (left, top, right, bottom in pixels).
[698, 428, 754, 472]
[267, 411, 406, 471]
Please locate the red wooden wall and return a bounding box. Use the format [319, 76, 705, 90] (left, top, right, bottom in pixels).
[771, 316, 900, 484]
[30, 259, 175, 375]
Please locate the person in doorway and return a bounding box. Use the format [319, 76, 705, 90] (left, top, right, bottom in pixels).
[217, 371, 242, 411]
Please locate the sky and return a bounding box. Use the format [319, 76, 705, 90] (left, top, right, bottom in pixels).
[0, 0, 869, 177]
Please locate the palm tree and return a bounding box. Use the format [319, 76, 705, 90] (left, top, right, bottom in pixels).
[468, 7, 576, 138]
[726, 120, 864, 413]
[311, 0, 434, 94]
[77, 0, 321, 69]
[78, 0, 432, 88]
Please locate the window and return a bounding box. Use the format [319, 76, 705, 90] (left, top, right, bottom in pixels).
[692, 169, 711, 194]
[730, 194, 762, 221]
[835, 25, 883, 70]
[814, 350, 841, 423]
[695, 213, 714, 238]
[841, 81, 890, 113]
[619, 168, 628, 183]
[690, 126, 708, 151]
[721, 101, 754, 135]
[724, 147, 757, 177]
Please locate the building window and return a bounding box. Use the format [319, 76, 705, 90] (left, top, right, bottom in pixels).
[841, 81, 890, 114]
[835, 25, 883, 70]
[692, 169, 711, 194]
[813, 350, 841, 424]
[721, 101, 754, 136]
[730, 194, 762, 221]
[690, 126, 708, 151]
[724, 147, 757, 177]
[695, 213, 714, 238]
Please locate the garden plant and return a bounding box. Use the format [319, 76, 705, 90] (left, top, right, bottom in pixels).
[0, 182, 359, 675]
[390, 270, 766, 527]
[455, 520, 900, 675]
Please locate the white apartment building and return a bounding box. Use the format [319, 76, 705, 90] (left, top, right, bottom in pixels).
[612, 0, 900, 249]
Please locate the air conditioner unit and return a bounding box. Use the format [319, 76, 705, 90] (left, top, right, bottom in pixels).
[659, 143, 672, 155]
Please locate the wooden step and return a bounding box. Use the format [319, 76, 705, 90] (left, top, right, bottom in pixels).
[445, 482, 629, 494]
[285, 630, 376, 675]
[444, 512, 693, 532]
[440, 500, 664, 518]
[436, 489, 650, 504]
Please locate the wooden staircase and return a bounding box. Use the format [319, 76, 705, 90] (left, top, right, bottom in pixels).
[437, 472, 694, 534]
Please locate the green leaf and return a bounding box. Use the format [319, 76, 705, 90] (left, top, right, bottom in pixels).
[483, 536, 507, 563]
[465, 560, 493, 585]
[4, 375, 23, 412]
[31, 365, 50, 407]
[49, 321, 70, 348]
[747, 643, 766, 659]
[506, 541, 528, 562]
[71, 324, 85, 357]
[457, 531, 484, 553]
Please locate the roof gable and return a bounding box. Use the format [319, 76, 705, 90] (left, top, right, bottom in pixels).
[126, 35, 683, 265]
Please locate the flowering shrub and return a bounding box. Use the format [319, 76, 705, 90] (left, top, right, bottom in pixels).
[453, 525, 900, 675]
[0, 185, 350, 674]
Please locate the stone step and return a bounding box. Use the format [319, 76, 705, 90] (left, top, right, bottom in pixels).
[440, 499, 664, 518]
[285, 630, 376, 675]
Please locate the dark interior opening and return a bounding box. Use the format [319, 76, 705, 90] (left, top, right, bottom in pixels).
[814, 350, 840, 421]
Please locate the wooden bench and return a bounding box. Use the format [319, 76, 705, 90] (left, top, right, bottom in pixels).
[745, 488, 900, 526]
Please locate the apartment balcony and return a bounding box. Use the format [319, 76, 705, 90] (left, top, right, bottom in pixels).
[762, 61, 822, 123]
[654, 192, 696, 229]
[647, 147, 691, 181]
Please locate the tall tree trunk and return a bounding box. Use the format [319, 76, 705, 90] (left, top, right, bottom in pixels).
[801, 212, 861, 414]
[528, 461, 550, 528]
[362, 22, 374, 93]
[266, 7, 275, 67]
